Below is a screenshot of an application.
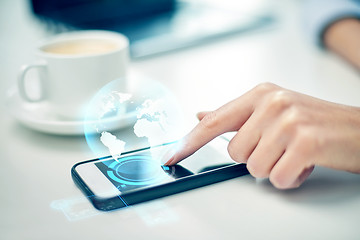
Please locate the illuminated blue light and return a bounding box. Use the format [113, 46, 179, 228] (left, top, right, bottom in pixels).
[162, 166, 170, 171]
[106, 155, 166, 186]
[83, 74, 184, 160]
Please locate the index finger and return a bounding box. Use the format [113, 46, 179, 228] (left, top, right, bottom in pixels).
[165, 91, 255, 165]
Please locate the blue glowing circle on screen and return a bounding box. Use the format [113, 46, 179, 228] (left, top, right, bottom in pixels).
[107, 155, 167, 185]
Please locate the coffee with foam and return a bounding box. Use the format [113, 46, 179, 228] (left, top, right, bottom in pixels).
[43, 39, 119, 55]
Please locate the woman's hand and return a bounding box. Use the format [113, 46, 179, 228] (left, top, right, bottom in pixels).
[165, 83, 360, 189]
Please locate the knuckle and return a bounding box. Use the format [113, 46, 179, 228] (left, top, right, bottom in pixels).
[253, 82, 278, 94]
[267, 90, 294, 111]
[279, 107, 302, 134]
[200, 111, 219, 130]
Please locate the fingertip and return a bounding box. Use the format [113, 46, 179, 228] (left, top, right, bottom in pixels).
[164, 156, 175, 166]
[295, 166, 314, 186]
[164, 154, 183, 166]
[286, 166, 315, 189]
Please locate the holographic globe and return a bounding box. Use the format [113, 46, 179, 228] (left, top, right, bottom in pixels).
[83, 73, 184, 161]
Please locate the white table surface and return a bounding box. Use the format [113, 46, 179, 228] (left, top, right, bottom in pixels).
[1, 0, 360, 239]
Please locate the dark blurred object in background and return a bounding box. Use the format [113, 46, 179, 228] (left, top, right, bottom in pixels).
[31, 0, 176, 29]
[31, 0, 274, 58]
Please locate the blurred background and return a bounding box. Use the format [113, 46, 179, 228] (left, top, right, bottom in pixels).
[2, 0, 359, 118]
[28, 0, 275, 58]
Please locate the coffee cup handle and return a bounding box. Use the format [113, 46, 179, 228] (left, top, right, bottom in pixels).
[18, 62, 47, 102]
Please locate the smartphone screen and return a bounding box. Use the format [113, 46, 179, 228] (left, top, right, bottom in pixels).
[75, 136, 236, 197]
[72, 136, 250, 210]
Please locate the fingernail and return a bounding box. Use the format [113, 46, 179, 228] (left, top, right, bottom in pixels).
[164, 156, 175, 166]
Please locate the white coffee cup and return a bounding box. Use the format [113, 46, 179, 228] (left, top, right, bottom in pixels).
[18, 30, 129, 120]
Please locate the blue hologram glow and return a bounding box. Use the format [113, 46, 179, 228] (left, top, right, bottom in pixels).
[83, 73, 184, 190]
[50, 196, 102, 221]
[50, 193, 131, 221]
[162, 166, 170, 171]
[50, 195, 180, 224]
[97, 154, 175, 190]
[83, 73, 184, 161]
[117, 195, 129, 207]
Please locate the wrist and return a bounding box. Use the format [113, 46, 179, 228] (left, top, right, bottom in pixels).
[324, 18, 360, 69]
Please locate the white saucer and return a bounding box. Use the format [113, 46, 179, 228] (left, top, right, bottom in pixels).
[6, 87, 137, 135]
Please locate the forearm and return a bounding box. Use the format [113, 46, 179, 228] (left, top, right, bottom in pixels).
[324, 18, 360, 69]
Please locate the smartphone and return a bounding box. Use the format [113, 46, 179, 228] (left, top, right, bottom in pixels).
[71, 137, 249, 211]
